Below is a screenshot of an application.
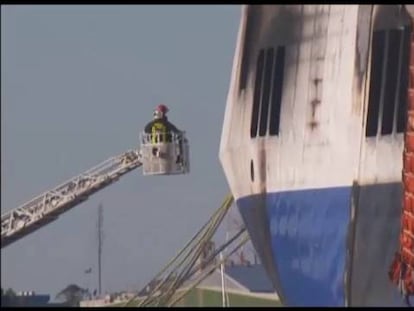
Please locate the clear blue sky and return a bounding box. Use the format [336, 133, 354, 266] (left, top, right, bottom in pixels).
[1, 5, 241, 296]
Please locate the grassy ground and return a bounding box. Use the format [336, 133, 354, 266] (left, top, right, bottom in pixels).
[174, 288, 281, 307]
[113, 288, 281, 307]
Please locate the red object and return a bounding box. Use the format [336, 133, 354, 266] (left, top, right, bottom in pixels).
[406, 133, 414, 152]
[389, 29, 414, 301]
[155, 104, 169, 114]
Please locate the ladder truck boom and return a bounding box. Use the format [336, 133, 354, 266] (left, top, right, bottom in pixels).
[1, 149, 141, 249]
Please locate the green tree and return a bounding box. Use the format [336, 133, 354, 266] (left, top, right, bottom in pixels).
[56, 284, 88, 307]
[4, 288, 16, 297]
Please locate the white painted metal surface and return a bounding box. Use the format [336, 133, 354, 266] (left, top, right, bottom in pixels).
[140, 132, 190, 176]
[219, 5, 406, 199]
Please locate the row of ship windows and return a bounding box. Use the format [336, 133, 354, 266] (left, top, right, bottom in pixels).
[365, 26, 409, 137]
[249, 26, 410, 139]
[250, 46, 285, 138]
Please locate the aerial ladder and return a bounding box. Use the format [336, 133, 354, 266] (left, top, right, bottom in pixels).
[389, 13, 414, 306]
[123, 194, 250, 307]
[1, 132, 190, 249]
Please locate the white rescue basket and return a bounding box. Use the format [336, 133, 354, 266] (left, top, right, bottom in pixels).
[139, 132, 190, 176]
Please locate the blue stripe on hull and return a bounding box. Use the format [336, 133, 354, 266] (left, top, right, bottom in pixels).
[237, 187, 352, 306]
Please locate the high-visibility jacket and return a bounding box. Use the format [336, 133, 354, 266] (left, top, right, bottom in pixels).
[144, 117, 181, 144]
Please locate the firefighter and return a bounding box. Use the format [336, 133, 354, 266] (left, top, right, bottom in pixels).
[144, 104, 183, 164]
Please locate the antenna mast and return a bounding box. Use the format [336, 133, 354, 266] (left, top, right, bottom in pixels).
[97, 203, 103, 295]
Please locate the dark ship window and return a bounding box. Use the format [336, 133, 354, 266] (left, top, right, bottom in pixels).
[365, 26, 410, 137]
[259, 48, 275, 137]
[366, 31, 386, 137]
[250, 159, 254, 182]
[251, 46, 285, 138]
[269, 46, 285, 136]
[251, 50, 265, 138]
[381, 29, 400, 135]
[397, 26, 411, 132]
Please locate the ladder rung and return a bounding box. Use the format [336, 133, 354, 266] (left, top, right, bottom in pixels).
[403, 229, 414, 240]
[402, 246, 414, 259]
[403, 210, 414, 218]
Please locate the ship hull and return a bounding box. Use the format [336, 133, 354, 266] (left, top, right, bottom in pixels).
[237, 182, 406, 306]
[219, 4, 413, 307]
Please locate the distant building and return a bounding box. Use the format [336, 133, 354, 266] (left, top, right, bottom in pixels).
[1, 291, 50, 307]
[79, 292, 136, 307]
[182, 262, 279, 300]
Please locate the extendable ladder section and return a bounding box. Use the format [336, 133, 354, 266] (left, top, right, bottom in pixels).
[1, 150, 141, 249]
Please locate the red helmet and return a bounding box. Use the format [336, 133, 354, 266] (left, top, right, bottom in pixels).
[155, 104, 169, 114]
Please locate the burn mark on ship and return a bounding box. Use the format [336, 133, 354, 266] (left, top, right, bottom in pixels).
[309, 78, 322, 130]
[352, 5, 384, 117]
[238, 193, 285, 302]
[238, 5, 304, 94]
[354, 5, 373, 94]
[252, 143, 287, 302]
[374, 5, 411, 31]
[239, 5, 345, 97]
[240, 140, 287, 302]
[353, 5, 411, 115]
[258, 144, 267, 191]
[239, 6, 259, 91]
